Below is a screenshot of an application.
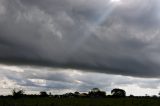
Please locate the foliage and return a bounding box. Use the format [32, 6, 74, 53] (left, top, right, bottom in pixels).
[40, 91, 48, 97]
[12, 88, 25, 98]
[3, 88, 160, 106]
[111, 88, 126, 97]
[88, 88, 106, 98]
[63, 92, 75, 98]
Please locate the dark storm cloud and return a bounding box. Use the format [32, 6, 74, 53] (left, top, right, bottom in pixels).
[0, 0, 160, 77]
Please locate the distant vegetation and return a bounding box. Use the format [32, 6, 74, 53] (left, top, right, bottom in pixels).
[0, 88, 160, 106]
[10, 88, 126, 98]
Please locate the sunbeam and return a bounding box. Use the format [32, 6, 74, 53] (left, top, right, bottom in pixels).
[67, 1, 118, 57]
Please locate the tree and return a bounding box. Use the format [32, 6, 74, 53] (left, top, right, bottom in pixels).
[111, 88, 126, 97]
[74, 91, 80, 97]
[62, 92, 75, 98]
[129, 94, 134, 97]
[88, 88, 106, 98]
[40, 91, 48, 97]
[12, 88, 25, 98]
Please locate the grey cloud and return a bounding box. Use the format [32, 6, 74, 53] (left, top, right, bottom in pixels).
[0, 0, 160, 77]
[1, 65, 160, 95]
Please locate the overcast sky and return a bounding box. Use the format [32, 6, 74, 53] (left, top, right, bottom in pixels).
[0, 0, 160, 96]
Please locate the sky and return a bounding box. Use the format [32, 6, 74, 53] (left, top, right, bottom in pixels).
[0, 0, 160, 96]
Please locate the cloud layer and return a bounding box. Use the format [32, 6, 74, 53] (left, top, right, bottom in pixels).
[0, 64, 160, 96]
[0, 0, 160, 77]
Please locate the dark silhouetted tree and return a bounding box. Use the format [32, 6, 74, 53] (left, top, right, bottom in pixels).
[88, 88, 106, 98]
[129, 94, 134, 97]
[111, 88, 126, 97]
[74, 91, 80, 97]
[12, 88, 25, 98]
[62, 92, 75, 98]
[40, 91, 48, 97]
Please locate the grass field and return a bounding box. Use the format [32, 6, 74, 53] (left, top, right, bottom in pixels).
[0, 97, 160, 106]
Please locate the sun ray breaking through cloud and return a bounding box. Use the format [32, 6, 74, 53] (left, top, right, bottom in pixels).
[67, 1, 119, 57]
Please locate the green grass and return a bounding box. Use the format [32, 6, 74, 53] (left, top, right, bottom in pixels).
[0, 97, 160, 106]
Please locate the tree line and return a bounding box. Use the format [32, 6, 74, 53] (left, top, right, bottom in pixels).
[1, 88, 158, 99]
[10, 88, 126, 98]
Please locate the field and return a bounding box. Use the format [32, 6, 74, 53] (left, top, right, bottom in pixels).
[0, 97, 160, 106]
